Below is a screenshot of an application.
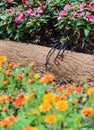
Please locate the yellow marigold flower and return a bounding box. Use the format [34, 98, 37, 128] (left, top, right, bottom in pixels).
[23, 126, 37, 130]
[25, 96, 30, 102]
[44, 115, 57, 124]
[33, 73, 40, 79]
[87, 87, 94, 95]
[82, 107, 94, 117]
[56, 100, 68, 111]
[39, 102, 52, 112]
[0, 56, 7, 63]
[43, 93, 56, 103]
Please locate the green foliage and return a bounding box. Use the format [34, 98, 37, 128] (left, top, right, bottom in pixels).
[0, 0, 94, 53]
[0, 57, 94, 130]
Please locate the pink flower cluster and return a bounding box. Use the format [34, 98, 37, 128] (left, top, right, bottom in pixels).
[58, 2, 94, 22]
[15, 7, 43, 23]
[73, 12, 83, 18]
[15, 12, 25, 23]
[58, 4, 71, 20]
[27, 7, 43, 17]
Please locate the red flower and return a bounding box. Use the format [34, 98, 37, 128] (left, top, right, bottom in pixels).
[14, 93, 26, 107]
[17, 74, 24, 80]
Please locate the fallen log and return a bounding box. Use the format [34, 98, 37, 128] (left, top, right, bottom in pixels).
[0, 40, 94, 84]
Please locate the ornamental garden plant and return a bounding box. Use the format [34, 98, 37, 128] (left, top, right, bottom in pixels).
[0, 56, 94, 130]
[0, 0, 94, 53]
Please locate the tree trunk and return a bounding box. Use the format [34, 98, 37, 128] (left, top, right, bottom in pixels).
[0, 40, 94, 84]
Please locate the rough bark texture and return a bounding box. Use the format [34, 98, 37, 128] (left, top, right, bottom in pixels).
[0, 40, 94, 84]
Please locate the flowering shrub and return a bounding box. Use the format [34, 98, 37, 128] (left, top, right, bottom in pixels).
[0, 55, 94, 130]
[56, 1, 94, 54]
[0, 0, 94, 53]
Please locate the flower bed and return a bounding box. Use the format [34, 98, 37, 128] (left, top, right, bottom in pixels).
[0, 0, 94, 53]
[0, 56, 94, 130]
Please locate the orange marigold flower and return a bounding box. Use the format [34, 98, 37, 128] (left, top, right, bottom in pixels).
[87, 87, 94, 96]
[23, 126, 37, 130]
[67, 86, 75, 93]
[75, 87, 83, 93]
[0, 56, 7, 63]
[29, 61, 37, 67]
[43, 93, 56, 103]
[17, 74, 24, 80]
[3, 80, 10, 85]
[14, 93, 26, 107]
[55, 95, 61, 102]
[56, 87, 65, 93]
[8, 62, 15, 68]
[0, 115, 16, 127]
[39, 102, 52, 112]
[63, 92, 71, 98]
[5, 69, 12, 76]
[82, 107, 94, 117]
[44, 115, 57, 124]
[0, 95, 9, 104]
[40, 74, 55, 84]
[2, 106, 9, 112]
[56, 100, 68, 111]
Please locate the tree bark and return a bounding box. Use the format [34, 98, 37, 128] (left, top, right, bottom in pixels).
[0, 40, 94, 84]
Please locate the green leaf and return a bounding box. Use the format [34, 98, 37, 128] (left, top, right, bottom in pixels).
[76, 21, 85, 26]
[84, 29, 89, 37]
[37, 125, 47, 130]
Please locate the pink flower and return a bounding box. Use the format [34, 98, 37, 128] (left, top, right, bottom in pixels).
[36, 7, 43, 14]
[7, 0, 13, 3]
[79, 5, 84, 12]
[87, 5, 91, 11]
[27, 8, 32, 15]
[58, 11, 68, 20]
[26, 0, 29, 6]
[6, 9, 12, 14]
[73, 12, 83, 18]
[90, 2, 94, 7]
[64, 4, 71, 11]
[15, 7, 19, 11]
[27, 8, 36, 16]
[88, 15, 94, 22]
[22, 0, 24, 2]
[15, 12, 25, 23]
[80, 4, 91, 12]
[40, 2, 46, 9]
